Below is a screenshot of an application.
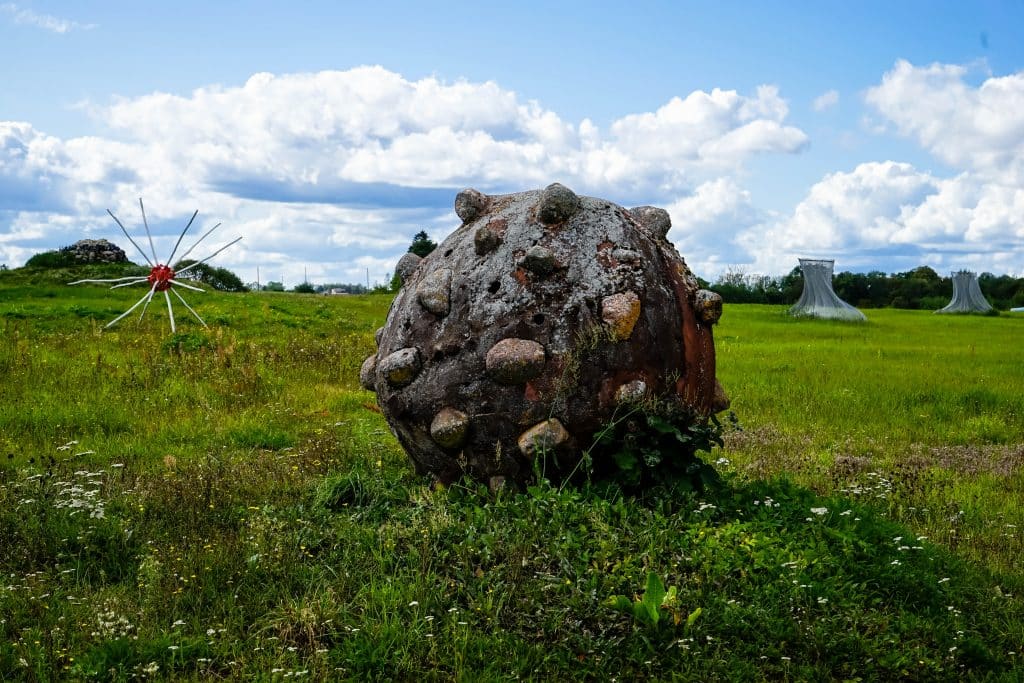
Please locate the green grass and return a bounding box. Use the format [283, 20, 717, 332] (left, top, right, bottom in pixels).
[716, 305, 1024, 574]
[1, 269, 1023, 681]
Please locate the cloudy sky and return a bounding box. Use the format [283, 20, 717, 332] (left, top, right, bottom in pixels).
[2, 1, 1023, 285]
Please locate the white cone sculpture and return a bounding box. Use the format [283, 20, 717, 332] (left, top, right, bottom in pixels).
[788, 258, 866, 321]
[936, 271, 993, 314]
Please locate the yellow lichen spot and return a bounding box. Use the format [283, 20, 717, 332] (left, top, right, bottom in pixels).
[601, 291, 641, 340]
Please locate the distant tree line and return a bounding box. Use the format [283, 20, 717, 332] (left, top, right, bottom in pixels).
[172, 259, 248, 292]
[706, 265, 1024, 310]
[19, 246, 250, 292]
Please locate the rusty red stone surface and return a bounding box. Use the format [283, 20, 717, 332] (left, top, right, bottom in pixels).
[362, 184, 726, 486]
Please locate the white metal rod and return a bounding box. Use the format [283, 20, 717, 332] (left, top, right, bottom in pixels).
[107, 209, 153, 266]
[68, 275, 147, 285]
[110, 278, 151, 290]
[104, 285, 156, 328]
[175, 236, 242, 276]
[165, 210, 199, 266]
[164, 290, 176, 333]
[169, 279, 205, 293]
[174, 222, 222, 265]
[139, 198, 159, 265]
[171, 288, 208, 327]
[138, 287, 157, 322]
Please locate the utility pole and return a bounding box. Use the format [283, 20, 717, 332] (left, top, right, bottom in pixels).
[304, 266, 308, 284]
[366, 267, 370, 289]
[256, 266, 260, 291]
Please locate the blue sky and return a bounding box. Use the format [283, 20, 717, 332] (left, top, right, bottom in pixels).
[2, 1, 1023, 285]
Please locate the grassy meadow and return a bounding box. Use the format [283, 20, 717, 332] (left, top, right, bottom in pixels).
[1, 267, 1023, 681]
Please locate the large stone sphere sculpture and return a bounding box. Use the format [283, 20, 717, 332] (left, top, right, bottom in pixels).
[361, 183, 728, 488]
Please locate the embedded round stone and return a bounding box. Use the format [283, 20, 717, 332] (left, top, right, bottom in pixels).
[520, 245, 556, 275]
[430, 407, 470, 449]
[359, 355, 377, 391]
[378, 347, 422, 387]
[455, 188, 488, 222]
[601, 291, 642, 340]
[395, 252, 423, 284]
[485, 338, 546, 384]
[629, 206, 671, 239]
[695, 289, 723, 324]
[374, 327, 384, 347]
[517, 418, 570, 459]
[417, 268, 452, 316]
[615, 379, 648, 404]
[474, 225, 501, 255]
[537, 183, 580, 225]
[612, 248, 641, 265]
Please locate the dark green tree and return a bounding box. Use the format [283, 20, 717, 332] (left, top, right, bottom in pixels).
[25, 249, 80, 269]
[263, 281, 285, 292]
[293, 282, 316, 293]
[173, 259, 248, 292]
[408, 231, 437, 258]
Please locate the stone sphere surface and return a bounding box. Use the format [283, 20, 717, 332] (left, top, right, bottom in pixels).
[366, 184, 726, 487]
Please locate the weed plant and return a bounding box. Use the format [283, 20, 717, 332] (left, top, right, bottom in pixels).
[1, 270, 1022, 680]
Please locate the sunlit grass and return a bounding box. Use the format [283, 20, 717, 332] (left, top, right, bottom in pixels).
[1, 271, 1022, 680]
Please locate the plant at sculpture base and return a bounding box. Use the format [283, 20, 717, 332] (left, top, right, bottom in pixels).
[581, 400, 726, 490]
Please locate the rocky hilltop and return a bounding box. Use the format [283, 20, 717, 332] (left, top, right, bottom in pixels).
[61, 239, 128, 263]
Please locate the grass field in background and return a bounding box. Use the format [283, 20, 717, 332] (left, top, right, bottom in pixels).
[1, 268, 1022, 680]
[716, 305, 1024, 573]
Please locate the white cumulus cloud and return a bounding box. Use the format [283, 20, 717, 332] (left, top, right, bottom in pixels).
[731, 60, 1024, 278]
[0, 3, 95, 33]
[741, 161, 1024, 275]
[0, 66, 808, 282]
[664, 178, 762, 273]
[866, 59, 1024, 183]
[812, 89, 839, 112]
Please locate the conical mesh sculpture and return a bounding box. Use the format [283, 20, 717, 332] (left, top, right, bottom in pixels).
[788, 258, 866, 321]
[936, 271, 992, 313]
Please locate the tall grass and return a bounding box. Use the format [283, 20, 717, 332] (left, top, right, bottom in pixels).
[1, 271, 1022, 680]
[717, 305, 1024, 573]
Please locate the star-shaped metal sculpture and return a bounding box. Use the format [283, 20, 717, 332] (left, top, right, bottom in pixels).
[70, 199, 241, 333]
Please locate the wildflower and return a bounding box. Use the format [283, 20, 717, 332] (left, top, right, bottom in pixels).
[810, 507, 828, 516]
